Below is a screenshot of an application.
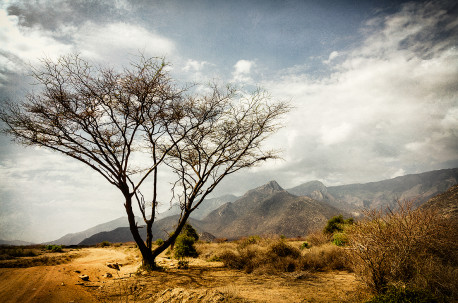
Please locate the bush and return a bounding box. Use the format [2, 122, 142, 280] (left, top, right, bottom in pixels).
[181, 223, 199, 242]
[347, 201, 458, 300]
[219, 239, 303, 274]
[0, 247, 38, 260]
[174, 234, 198, 259]
[332, 232, 348, 246]
[97, 241, 111, 247]
[305, 230, 330, 246]
[324, 215, 353, 235]
[301, 244, 350, 271]
[267, 240, 301, 258]
[155, 238, 164, 246]
[238, 235, 260, 248]
[366, 287, 439, 303]
[46, 245, 63, 252]
[300, 242, 310, 250]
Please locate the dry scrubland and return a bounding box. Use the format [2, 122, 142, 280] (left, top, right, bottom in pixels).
[0, 202, 456, 303]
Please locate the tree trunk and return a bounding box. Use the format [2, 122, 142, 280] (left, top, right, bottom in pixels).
[146, 220, 153, 250]
[124, 195, 156, 268]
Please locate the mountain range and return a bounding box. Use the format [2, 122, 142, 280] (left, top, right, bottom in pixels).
[287, 168, 458, 214]
[20, 167, 456, 246]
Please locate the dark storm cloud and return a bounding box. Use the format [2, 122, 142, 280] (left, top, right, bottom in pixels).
[6, 0, 128, 31]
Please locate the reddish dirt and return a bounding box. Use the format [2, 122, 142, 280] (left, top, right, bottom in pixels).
[0, 246, 369, 302]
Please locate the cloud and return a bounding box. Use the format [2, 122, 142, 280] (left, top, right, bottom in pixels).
[323, 51, 339, 64]
[73, 22, 175, 65]
[0, 10, 72, 73]
[5, 0, 131, 31]
[0, 9, 175, 90]
[232, 59, 255, 82]
[183, 59, 208, 72]
[255, 0, 458, 187]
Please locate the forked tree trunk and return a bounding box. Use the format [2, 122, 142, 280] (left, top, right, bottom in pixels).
[124, 192, 192, 268]
[123, 194, 156, 268]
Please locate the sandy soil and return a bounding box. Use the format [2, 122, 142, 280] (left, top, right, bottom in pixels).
[0, 246, 369, 302]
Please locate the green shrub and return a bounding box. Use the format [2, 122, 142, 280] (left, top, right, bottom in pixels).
[324, 215, 353, 235]
[332, 232, 348, 246]
[174, 234, 198, 259]
[181, 223, 199, 242]
[300, 242, 310, 250]
[46, 245, 63, 252]
[155, 238, 164, 246]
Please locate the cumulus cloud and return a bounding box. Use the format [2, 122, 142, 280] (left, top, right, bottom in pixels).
[232, 59, 255, 82]
[0, 10, 72, 73]
[183, 59, 208, 72]
[74, 22, 175, 65]
[0, 3, 174, 86]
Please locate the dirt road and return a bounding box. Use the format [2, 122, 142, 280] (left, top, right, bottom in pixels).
[0, 246, 368, 302]
[0, 247, 139, 303]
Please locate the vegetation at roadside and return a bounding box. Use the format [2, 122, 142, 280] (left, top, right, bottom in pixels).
[0, 244, 80, 268]
[347, 201, 457, 302]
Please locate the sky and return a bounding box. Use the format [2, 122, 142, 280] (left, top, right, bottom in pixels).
[0, 0, 457, 243]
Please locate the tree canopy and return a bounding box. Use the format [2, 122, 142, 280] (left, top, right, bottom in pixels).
[0, 54, 290, 266]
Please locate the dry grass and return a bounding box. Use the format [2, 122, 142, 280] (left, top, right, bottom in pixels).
[347, 201, 458, 301]
[301, 243, 350, 271]
[0, 246, 82, 268]
[198, 236, 352, 275]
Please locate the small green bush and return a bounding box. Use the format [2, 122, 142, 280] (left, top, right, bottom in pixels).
[300, 242, 310, 250]
[46, 245, 63, 252]
[181, 223, 199, 242]
[332, 232, 348, 246]
[155, 238, 164, 246]
[174, 234, 198, 259]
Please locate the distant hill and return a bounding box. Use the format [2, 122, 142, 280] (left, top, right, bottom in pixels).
[157, 194, 238, 220]
[47, 216, 138, 245]
[422, 184, 458, 219]
[0, 239, 35, 246]
[78, 216, 205, 245]
[287, 168, 458, 214]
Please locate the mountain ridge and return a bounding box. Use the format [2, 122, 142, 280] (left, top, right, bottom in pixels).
[55, 168, 458, 245]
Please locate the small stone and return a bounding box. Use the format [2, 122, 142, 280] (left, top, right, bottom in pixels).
[78, 275, 89, 281]
[106, 262, 120, 270]
[61, 282, 65, 286]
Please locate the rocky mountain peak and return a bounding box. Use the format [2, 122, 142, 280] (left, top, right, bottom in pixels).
[257, 180, 284, 192]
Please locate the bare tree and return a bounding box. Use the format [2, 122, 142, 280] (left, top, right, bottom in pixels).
[0, 54, 290, 267]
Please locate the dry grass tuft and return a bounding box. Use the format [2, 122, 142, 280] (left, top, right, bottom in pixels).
[301, 243, 350, 271]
